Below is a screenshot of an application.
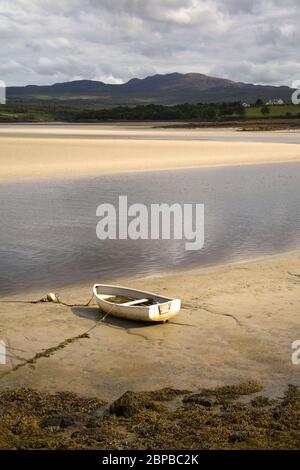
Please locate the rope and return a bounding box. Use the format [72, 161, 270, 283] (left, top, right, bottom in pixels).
[0, 292, 95, 307]
[0, 298, 47, 304]
[54, 293, 95, 307]
[288, 272, 300, 279]
[0, 292, 115, 327]
[85, 309, 112, 334]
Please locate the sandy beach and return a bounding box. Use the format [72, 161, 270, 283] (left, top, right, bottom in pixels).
[0, 126, 300, 181]
[1, 251, 300, 400]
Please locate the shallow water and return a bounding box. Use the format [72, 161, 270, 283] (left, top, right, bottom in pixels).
[1, 130, 300, 143]
[0, 162, 300, 294]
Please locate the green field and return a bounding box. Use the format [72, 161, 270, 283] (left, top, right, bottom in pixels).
[245, 104, 300, 118]
[0, 109, 54, 121]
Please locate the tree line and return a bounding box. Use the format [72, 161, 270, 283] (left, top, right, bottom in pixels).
[1, 101, 245, 122]
[55, 102, 245, 121]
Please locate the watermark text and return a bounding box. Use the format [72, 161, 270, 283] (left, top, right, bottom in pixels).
[0, 81, 6, 105]
[96, 196, 204, 251]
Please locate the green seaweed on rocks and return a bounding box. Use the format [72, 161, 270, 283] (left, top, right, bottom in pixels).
[109, 391, 167, 418]
[182, 381, 263, 406]
[0, 383, 300, 450]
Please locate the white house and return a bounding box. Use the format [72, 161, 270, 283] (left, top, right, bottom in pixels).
[266, 98, 284, 105]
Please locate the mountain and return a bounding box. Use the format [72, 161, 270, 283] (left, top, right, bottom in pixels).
[7, 72, 294, 105]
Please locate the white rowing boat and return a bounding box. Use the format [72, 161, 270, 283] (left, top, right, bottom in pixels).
[93, 284, 181, 322]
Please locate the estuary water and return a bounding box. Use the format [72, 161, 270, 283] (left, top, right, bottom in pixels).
[0, 162, 299, 294]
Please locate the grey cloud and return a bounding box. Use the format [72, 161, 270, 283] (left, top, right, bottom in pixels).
[0, 0, 299, 87]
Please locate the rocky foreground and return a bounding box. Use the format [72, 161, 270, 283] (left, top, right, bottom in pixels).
[0, 382, 300, 450]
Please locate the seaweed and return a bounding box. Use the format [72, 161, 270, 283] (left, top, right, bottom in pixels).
[109, 391, 167, 418]
[0, 383, 300, 450]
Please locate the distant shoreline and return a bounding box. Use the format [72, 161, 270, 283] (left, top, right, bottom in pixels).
[1, 119, 300, 132]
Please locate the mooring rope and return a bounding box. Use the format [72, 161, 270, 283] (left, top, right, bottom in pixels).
[288, 272, 300, 279]
[0, 292, 95, 307]
[0, 291, 116, 325]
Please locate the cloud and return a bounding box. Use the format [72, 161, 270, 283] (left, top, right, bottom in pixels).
[0, 0, 299, 86]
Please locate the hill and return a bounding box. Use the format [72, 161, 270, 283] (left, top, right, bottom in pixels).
[7, 72, 294, 105]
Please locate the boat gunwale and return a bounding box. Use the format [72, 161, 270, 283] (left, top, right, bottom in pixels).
[93, 283, 179, 309]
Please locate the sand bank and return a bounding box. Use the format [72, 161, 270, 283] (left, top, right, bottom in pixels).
[0, 251, 300, 400]
[0, 134, 300, 181]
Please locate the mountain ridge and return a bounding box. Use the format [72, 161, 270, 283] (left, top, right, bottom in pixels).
[7, 72, 294, 105]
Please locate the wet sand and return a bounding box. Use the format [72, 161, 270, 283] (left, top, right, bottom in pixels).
[1, 251, 300, 400]
[0, 125, 300, 181]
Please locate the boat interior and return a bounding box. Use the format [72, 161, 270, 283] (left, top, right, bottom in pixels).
[100, 294, 156, 307]
[94, 285, 172, 307]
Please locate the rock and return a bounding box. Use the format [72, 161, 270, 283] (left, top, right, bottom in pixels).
[182, 395, 217, 407]
[109, 391, 161, 418]
[40, 414, 76, 428]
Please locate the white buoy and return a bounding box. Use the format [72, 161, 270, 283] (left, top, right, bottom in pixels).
[47, 292, 59, 303]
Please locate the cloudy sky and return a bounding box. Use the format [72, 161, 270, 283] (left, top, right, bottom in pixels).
[0, 0, 299, 86]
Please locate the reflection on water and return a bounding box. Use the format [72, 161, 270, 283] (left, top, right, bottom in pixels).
[0, 163, 300, 294]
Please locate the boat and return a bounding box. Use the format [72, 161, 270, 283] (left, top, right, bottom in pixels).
[93, 284, 181, 322]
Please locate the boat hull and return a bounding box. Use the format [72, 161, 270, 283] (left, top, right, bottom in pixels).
[93, 284, 181, 322]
